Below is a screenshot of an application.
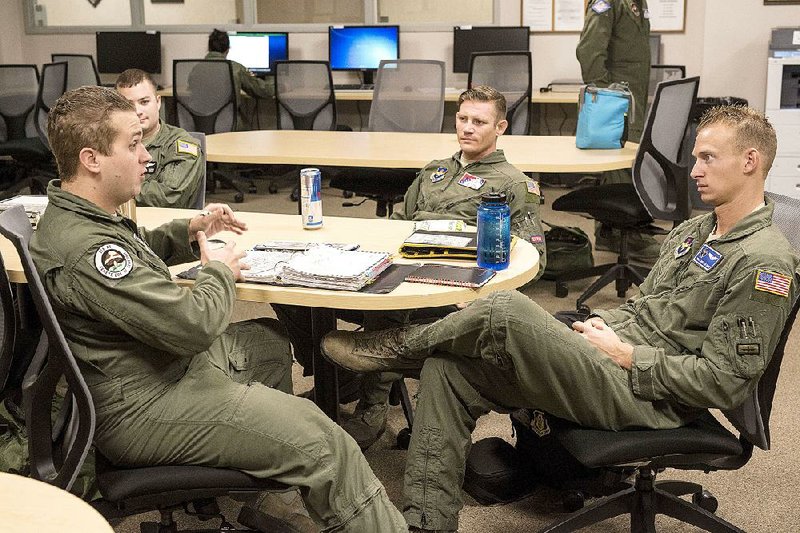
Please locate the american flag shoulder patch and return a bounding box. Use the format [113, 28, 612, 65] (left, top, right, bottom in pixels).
[754, 269, 791, 298]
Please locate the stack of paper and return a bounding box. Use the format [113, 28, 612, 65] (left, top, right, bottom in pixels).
[279, 246, 392, 291]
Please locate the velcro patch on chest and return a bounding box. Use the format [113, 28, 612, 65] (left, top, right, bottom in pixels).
[591, 0, 611, 14]
[457, 172, 486, 190]
[176, 139, 199, 157]
[94, 243, 134, 279]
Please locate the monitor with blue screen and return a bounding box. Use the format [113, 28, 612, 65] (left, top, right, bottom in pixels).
[328, 25, 400, 86]
[227, 31, 289, 76]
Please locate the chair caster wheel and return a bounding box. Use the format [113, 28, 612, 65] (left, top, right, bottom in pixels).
[555, 282, 568, 298]
[397, 428, 412, 449]
[562, 490, 585, 513]
[233, 192, 244, 203]
[268, 183, 278, 194]
[692, 490, 718, 513]
[343, 190, 354, 199]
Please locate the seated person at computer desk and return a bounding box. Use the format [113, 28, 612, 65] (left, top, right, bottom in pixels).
[206, 28, 273, 127]
[32, 86, 407, 533]
[321, 105, 800, 532]
[274, 85, 547, 450]
[115, 69, 203, 208]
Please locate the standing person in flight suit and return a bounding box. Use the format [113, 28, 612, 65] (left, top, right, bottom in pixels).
[321, 105, 800, 532]
[205, 28, 274, 128]
[576, 0, 661, 261]
[274, 86, 547, 450]
[115, 69, 204, 208]
[31, 85, 408, 533]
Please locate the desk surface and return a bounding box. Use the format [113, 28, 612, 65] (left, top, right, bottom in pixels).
[0, 473, 114, 532]
[156, 86, 578, 105]
[206, 130, 637, 173]
[0, 209, 539, 311]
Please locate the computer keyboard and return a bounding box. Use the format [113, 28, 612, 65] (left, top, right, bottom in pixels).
[334, 84, 374, 91]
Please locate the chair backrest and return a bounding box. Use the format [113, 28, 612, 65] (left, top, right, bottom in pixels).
[0, 64, 40, 142]
[0, 206, 95, 491]
[188, 131, 207, 210]
[468, 51, 532, 135]
[50, 54, 101, 90]
[648, 65, 686, 104]
[0, 246, 19, 396]
[632, 75, 699, 224]
[173, 59, 237, 135]
[721, 192, 800, 452]
[275, 60, 336, 131]
[33, 62, 69, 151]
[368, 59, 445, 133]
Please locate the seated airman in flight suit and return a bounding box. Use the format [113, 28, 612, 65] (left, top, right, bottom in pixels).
[31, 86, 407, 533]
[274, 86, 548, 450]
[321, 105, 800, 532]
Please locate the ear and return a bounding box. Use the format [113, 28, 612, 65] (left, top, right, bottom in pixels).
[155, 94, 162, 111]
[495, 119, 508, 137]
[742, 148, 760, 176]
[78, 147, 101, 175]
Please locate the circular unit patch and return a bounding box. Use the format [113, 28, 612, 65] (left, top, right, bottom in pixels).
[94, 244, 134, 279]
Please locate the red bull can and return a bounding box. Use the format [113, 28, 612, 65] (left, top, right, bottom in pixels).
[300, 167, 323, 229]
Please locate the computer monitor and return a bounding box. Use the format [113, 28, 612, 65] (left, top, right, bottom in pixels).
[328, 25, 400, 86]
[650, 34, 661, 65]
[227, 31, 289, 76]
[96, 31, 162, 74]
[452, 26, 530, 74]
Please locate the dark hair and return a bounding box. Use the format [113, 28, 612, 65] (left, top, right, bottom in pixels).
[698, 105, 778, 175]
[114, 68, 157, 91]
[458, 85, 507, 122]
[47, 86, 135, 181]
[208, 29, 230, 53]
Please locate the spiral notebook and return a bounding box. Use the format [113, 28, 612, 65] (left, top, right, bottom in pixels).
[404, 264, 495, 288]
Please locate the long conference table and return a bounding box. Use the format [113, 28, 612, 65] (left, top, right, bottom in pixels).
[0, 209, 539, 420]
[206, 130, 638, 173]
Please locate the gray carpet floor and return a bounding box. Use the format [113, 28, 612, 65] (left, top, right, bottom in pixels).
[111, 174, 800, 532]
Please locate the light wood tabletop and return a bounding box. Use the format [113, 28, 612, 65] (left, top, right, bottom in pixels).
[0, 473, 114, 532]
[205, 130, 638, 172]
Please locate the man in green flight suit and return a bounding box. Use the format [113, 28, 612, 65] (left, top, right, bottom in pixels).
[206, 28, 274, 128]
[321, 105, 800, 532]
[576, 0, 660, 261]
[31, 85, 407, 533]
[274, 86, 547, 450]
[115, 69, 204, 209]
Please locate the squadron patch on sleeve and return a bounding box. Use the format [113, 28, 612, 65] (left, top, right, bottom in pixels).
[94, 244, 134, 279]
[591, 0, 611, 14]
[176, 139, 199, 157]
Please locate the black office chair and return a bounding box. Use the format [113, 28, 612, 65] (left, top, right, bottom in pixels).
[173, 59, 251, 204]
[0, 205, 291, 532]
[468, 51, 532, 135]
[51, 53, 101, 90]
[551, 76, 700, 311]
[537, 191, 800, 533]
[330, 59, 446, 217]
[0, 64, 46, 199]
[648, 65, 686, 106]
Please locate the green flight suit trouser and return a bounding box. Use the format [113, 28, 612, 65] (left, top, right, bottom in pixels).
[401, 291, 691, 531]
[93, 318, 405, 532]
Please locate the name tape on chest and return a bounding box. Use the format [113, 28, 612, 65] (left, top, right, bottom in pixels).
[754, 269, 791, 298]
[176, 139, 199, 157]
[94, 243, 134, 279]
[692, 243, 723, 272]
[457, 172, 486, 190]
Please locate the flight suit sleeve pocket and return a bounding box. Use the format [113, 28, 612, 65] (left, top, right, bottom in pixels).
[630, 346, 657, 400]
[724, 317, 766, 379]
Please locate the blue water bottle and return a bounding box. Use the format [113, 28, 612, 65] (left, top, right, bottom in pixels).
[477, 192, 511, 271]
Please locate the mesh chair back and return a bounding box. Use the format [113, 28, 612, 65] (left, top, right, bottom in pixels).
[275, 61, 336, 131]
[173, 60, 237, 134]
[633, 76, 699, 223]
[51, 54, 101, 90]
[0, 65, 40, 141]
[722, 192, 800, 451]
[34, 62, 69, 150]
[648, 65, 686, 103]
[369, 60, 445, 133]
[0, 206, 95, 491]
[468, 52, 532, 135]
[188, 131, 207, 210]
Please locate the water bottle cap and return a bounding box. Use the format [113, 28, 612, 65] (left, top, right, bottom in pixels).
[481, 192, 507, 204]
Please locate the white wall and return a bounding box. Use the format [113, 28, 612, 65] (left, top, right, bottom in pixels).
[2, 0, 799, 109]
